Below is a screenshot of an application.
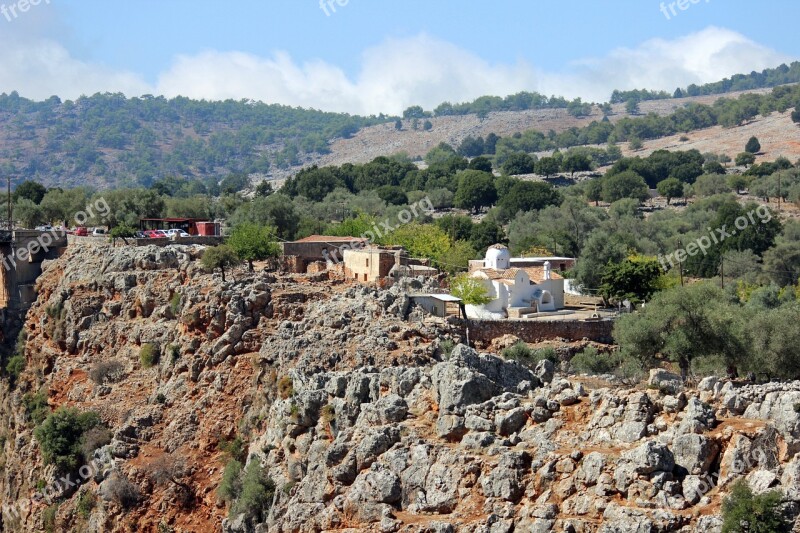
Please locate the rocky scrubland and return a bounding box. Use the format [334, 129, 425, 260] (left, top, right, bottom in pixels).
[1, 243, 800, 531]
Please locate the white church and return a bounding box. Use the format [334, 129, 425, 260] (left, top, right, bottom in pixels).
[466, 244, 567, 319]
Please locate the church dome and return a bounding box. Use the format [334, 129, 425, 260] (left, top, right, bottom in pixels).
[485, 244, 510, 270]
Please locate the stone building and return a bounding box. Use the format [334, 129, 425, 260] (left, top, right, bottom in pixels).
[468, 244, 566, 319]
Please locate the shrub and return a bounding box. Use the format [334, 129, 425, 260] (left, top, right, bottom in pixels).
[155, 393, 167, 404]
[105, 473, 141, 509]
[277, 376, 294, 399]
[168, 345, 180, 365]
[5, 355, 26, 384]
[570, 347, 623, 375]
[438, 339, 455, 358]
[218, 459, 243, 503]
[219, 435, 246, 462]
[89, 359, 125, 384]
[169, 293, 182, 316]
[23, 391, 50, 425]
[502, 343, 558, 366]
[34, 407, 100, 473]
[230, 461, 276, 522]
[721, 479, 789, 532]
[42, 504, 58, 533]
[44, 303, 68, 345]
[77, 491, 96, 519]
[321, 405, 335, 425]
[15, 328, 26, 356]
[80, 426, 113, 459]
[140, 344, 159, 369]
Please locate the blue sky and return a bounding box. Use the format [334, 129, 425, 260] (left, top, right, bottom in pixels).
[2, 0, 799, 114]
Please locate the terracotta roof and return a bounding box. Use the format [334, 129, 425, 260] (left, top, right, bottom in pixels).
[476, 267, 563, 283]
[476, 268, 521, 280]
[294, 235, 368, 243]
[521, 266, 564, 282]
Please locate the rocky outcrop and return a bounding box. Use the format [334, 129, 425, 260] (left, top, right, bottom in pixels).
[6, 242, 800, 532]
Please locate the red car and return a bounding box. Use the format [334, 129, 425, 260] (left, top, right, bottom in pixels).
[73, 227, 88, 236]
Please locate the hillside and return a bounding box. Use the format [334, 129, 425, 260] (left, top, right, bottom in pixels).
[3, 243, 800, 531]
[314, 87, 787, 169]
[0, 84, 794, 192]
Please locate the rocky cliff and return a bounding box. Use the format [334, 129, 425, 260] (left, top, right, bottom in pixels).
[1, 243, 800, 532]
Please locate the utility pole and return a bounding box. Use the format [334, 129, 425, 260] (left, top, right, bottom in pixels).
[720, 256, 724, 289]
[778, 173, 782, 214]
[677, 240, 684, 287]
[6, 177, 10, 231]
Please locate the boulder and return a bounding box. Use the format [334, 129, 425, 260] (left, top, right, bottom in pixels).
[673, 434, 719, 475]
[622, 441, 675, 474]
[648, 368, 683, 395]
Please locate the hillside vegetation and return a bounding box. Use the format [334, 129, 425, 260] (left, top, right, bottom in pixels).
[1, 64, 799, 191]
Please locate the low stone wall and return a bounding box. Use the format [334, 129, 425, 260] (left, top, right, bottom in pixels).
[455, 317, 615, 344]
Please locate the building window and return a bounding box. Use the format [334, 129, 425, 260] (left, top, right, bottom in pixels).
[363, 273, 367, 282]
[366, 258, 369, 267]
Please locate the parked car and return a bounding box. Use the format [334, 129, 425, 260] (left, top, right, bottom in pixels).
[166, 229, 191, 238]
[155, 230, 169, 237]
[73, 227, 88, 237]
[91, 228, 106, 237]
[35, 225, 53, 232]
[134, 231, 147, 239]
[143, 230, 160, 238]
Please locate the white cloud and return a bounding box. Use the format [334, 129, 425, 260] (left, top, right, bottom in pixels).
[0, 25, 793, 114]
[546, 27, 792, 101]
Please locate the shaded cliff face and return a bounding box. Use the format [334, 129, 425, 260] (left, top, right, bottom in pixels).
[3, 242, 800, 532]
[0, 243, 275, 532]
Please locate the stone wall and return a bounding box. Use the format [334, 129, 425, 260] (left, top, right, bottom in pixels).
[456, 317, 615, 344]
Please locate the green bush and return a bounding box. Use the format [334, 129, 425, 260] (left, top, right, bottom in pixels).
[219, 435, 246, 462]
[44, 303, 67, 344]
[34, 407, 100, 473]
[231, 461, 276, 522]
[42, 504, 58, 533]
[23, 391, 50, 425]
[169, 293, 182, 316]
[218, 459, 243, 503]
[140, 344, 159, 369]
[5, 355, 26, 384]
[15, 328, 27, 353]
[77, 491, 96, 519]
[570, 347, 623, 375]
[502, 343, 558, 366]
[721, 479, 789, 532]
[438, 339, 455, 358]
